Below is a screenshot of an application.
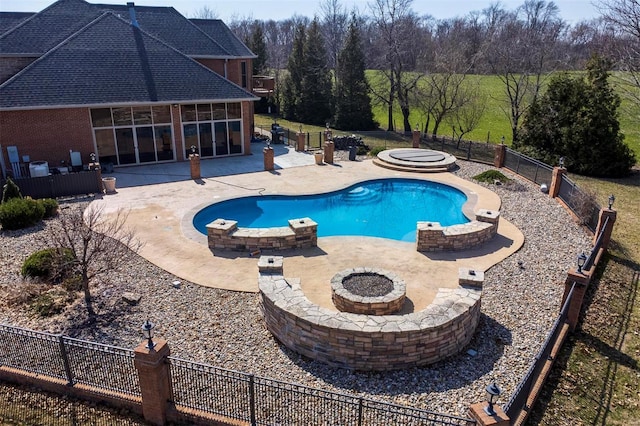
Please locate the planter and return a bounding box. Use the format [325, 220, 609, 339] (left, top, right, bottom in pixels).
[102, 177, 117, 194]
[314, 151, 323, 165]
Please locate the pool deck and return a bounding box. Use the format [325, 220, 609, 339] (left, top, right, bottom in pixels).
[92, 143, 523, 312]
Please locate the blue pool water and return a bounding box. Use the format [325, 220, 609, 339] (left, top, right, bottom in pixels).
[193, 178, 469, 242]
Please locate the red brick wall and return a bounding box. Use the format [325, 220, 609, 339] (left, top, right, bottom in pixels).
[0, 108, 94, 171]
[196, 58, 253, 91]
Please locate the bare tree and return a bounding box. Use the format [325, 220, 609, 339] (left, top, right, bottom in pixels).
[192, 5, 218, 19]
[320, 0, 349, 75]
[47, 204, 140, 316]
[445, 83, 487, 144]
[599, 0, 640, 108]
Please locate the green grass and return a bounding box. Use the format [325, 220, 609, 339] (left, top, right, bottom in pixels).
[365, 71, 640, 161]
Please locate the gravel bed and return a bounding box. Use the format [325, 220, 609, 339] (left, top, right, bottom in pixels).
[0, 158, 593, 417]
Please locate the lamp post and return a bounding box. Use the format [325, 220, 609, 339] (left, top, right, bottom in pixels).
[577, 252, 587, 274]
[484, 382, 501, 416]
[608, 194, 615, 209]
[142, 320, 155, 350]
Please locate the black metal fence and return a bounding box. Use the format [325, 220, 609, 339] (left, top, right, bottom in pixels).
[169, 356, 475, 426]
[0, 170, 102, 200]
[420, 136, 496, 165]
[503, 282, 575, 421]
[0, 325, 140, 398]
[503, 148, 554, 187]
[557, 174, 601, 232]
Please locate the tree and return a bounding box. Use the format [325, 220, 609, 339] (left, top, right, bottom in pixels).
[320, 0, 348, 76]
[299, 19, 334, 125]
[334, 15, 376, 130]
[282, 23, 306, 120]
[47, 204, 140, 316]
[519, 55, 636, 177]
[445, 83, 487, 144]
[192, 5, 218, 19]
[246, 21, 268, 75]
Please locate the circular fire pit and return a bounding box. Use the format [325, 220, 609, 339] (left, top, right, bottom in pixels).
[331, 268, 406, 315]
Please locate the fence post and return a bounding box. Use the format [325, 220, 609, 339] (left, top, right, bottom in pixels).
[263, 146, 274, 171]
[562, 270, 591, 331]
[249, 375, 256, 426]
[412, 129, 421, 148]
[58, 335, 74, 385]
[468, 402, 510, 426]
[134, 339, 171, 426]
[493, 144, 506, 168]
[594, 207, 617, 249]
[296, 132, 305, 152]
[549, 167, 566, 198]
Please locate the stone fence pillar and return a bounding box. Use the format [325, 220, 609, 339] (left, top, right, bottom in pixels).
[89, 162, 103, 193]
[412, 129, 421, 148]
[549, 166, 565, 198]
[324, 141, 334, 164]
[594, 208, 617, 248]
[263, 146, 274, 171]
[189, 154, 200, 180]
[296, 132, 306, 152]
[134, 339, 172, 426]
[493, 144, 506, 168]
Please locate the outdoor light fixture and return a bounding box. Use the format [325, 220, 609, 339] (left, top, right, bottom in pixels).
[559, 156, 565, 168]
[484, 382, 501, 416]
[190, 145, 196, 154]
[577, 252, 587, 274]
[500, 136, 505, 145]
[142, 320, 155, 350]
[90, 152, 96, 162]
[608, 194, 615, 209]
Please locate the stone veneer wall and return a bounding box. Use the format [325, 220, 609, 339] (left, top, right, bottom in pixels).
[416, 209, 500, 252]
[331, 268, 406, 315]
[207, 217, 317, 251]
[259, 270, 482, 371]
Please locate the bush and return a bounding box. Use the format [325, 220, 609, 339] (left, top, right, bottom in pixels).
[473, 170, 512, 184]
[30, 290, 69, 317]
[21, 247, 74, 282]
[0, 197, 45, 230]
[1, 177, 22, 203]
[39, 198, 59, 218]
[369, 146, 386, 156]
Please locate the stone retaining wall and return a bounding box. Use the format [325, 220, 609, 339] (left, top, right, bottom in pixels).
[259, 267, 481, 371]
[416, 209, 499, 252]
[207, 217, 317, 251]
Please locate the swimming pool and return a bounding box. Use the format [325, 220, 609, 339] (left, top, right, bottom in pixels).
[193, 178, 469, 242]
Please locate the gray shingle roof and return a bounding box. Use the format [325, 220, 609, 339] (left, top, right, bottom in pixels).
[0, 12, 36, 35]
[0, 12, 257, 109]
[1, 0, 248, 58]
[190, 19, 256, 58]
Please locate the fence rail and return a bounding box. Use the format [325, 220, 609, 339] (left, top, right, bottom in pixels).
[503, 148, 554, 186]
[557, 174, 601, 232]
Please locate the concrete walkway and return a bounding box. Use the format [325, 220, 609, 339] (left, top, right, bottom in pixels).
[92, 144, 524, 313]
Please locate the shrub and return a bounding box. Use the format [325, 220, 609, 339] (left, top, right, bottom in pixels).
[30, 290, 69, 317]
[473, 170, 512, 184]
[39, 198, 59, 218]
[0, 197, 45, 230]
[22, 247, 74, 282]
[62, 274, 83, 292]
[369, 146, 386, 156]
[1, 177, 22, 203]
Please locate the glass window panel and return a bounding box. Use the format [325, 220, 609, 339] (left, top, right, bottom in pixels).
[227, 103, 242, 119]
[155, 126, 174, 161]
[152, 105, 172, 124]
[197, 104, 212, 121]
[95, 129, 116, 165]
[199, 123, 213, 157]
[133, 106, 152, 125]
[181, 104, 197, 122]
[212, 103, 226, 120]
[183, 124, 198, 159]
[115, 128, 136, 165]
[112, 107, 132, 126]
[136, 127, 156, 163]
[229, 121, 242, 154]
[214, 122, 228, 156]
[91, 108, 112, 127]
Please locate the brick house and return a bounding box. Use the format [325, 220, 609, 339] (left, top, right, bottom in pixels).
[0, 0, 258, 178]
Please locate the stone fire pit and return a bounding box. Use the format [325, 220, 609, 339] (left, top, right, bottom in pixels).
[331, 268, 406, 315]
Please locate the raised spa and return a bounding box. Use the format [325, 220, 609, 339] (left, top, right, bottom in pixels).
[193, 178, 469, 242]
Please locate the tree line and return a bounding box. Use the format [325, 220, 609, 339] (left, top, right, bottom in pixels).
[216, 0, 638, 176]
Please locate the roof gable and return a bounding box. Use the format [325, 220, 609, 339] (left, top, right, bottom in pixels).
[0, 12, 36, 35]
[0, 12, 256, 109]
